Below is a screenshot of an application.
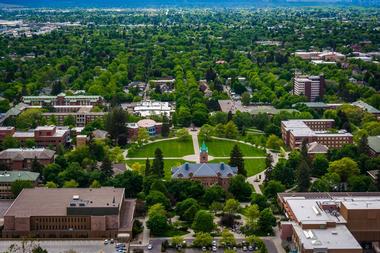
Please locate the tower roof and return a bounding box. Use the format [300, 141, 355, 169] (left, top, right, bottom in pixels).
[200, 141, 208, 153]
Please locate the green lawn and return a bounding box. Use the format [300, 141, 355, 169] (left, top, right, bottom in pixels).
[126, 159, 187, 179]
[127, 139, 194, 158]
[204, 139, 266, 157]
[209, 158, 266, 177]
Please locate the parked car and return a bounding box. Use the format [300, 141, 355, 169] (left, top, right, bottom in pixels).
[147, 244, 153, 250]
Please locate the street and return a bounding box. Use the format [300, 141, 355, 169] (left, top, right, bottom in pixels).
[0, 240, 122, 253]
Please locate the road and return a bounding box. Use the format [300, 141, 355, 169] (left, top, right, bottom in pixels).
[0, 240, 121, 253]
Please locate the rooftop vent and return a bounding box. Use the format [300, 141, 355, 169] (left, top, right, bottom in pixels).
[312, 206, 321, 215]
[73, 195, 80, 200]
[332, 231, 338, 235]
[70, 203, 76, 207]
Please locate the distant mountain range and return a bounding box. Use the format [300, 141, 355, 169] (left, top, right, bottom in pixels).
[0, 0, 379, 8]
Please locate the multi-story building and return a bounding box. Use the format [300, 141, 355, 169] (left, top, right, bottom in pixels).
[278, 192, 380, 253]
[293, 75, 325, 102]
[0, 126, 70, 148]
[295, 51, 346, 62]
[2, 187, 136, 240]
[22, 93, 104, 106]
[281, 119, 353, 150]
[129, 101, 175, 117]
[0, 148, 55, 171]
[0, 171, 39, 198]
[127, 119, 162, 140]
[171, 143, 237, 190]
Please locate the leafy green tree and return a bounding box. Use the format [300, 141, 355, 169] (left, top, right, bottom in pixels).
[241, 92, 251, 106]
[192, 210, 215, 233]
[137, 128, 150, 145]
[296, 159, 310, 192]
[145, 158, 151, 176]
[15, 109, 45, 130]
[176, 198, 200, 221]
[31, 157, 44, 174]
[100, 155, 113, 178]
[11, 180, 33, 197]
[328, 157, 360, 182]
[251, 193, 268, 211]
[192, 232, 213, 247]
[203, 185, 226, 204]
[257, 208, 276, 235]
[105, 107, 128, 144]
[228, 175, 252, 201]
[146, 190, 171, 209]
[111, 170, 143, 198]
[147, 213, 169, 236]
[223, 198, 240, 214]
[63, 179, 79, 188]
[2, 136, 20, 150]
[90, 180, 101, 188]
[220, 229, 236, 246]
[263, 180, 285, 199]
[312, 154, 329, 177]
[152, 148, 164, 178]
[63, 115, 76, 127]
[229, 145, 246, 176]
[266, 135, 284, 150]
[224, 121, 239, 139]
[244, 204, 260, 227]
[176, 128, 190, 141]
[199, 124, 214, 141]
[45, 181, 57, 188]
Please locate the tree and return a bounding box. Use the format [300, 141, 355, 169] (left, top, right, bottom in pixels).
[100, 155, 113, 178]
[266, 135, 284, 150]
[11, 180, 33, 197]
[199, 124, 214, 141]
[203, 185, 226, 204]
[171, 236, 185, 247]
[244, 204, 260, 227]
[148, 203, 167, 217]
[31, 157, 43, 174]
[223, 198, 240, 214]
[147, 213, 169, 236]
[146, 190, 171, 209]
[263, 180, 285, 199]
[193, 232, 213, 247]
[145, 158, 151, 176]
[220, 229, 236, 246]
[265, 153, 273, 169]
[251, 193, 268, 211]
[161, 116, 170, 138]
[176, 198, 201, 222]
[358, 134, 369, 154]
[192, 210, 215, 233]
[176, 128, 190, 141]
[105, 107, 128, 144]
[137, 128, 150, 145]
[224, 121, 239, 139]
[312, 154, 329, 177]
[63, 179, 79, 188]
[90, 180, 101, 188]
[296, 159, 310, 192]
[2, 136, 20, 150]
[63, 115, 76, 127]
[209, 201, 224, 214]
[228, 175, 252, 201]
[257, 208, 276, 235]
[229, 145, 246, 176]
[152, 148, 164, 178]
[45, 181, 57, 188]
[328, 157, 360, 182]
[111, 170, 143, 198]
[241, 92, 251, 106]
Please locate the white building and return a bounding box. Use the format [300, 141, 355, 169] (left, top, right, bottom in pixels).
[133, 101, 174, 117]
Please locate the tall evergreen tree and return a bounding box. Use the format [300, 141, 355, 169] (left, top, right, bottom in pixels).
[31, 157, 43, 174]
[227, 111, 233, 122]
[161, 116, 170, 138]
[145, 158, 151, 177]
[105, 107, 128, 144]
[358, 134, 369, 154]
[152, 148, 164, 178]
[296, 159, 310, 192]
[229, 145, 246, 176]
[101, 155, 113, 178]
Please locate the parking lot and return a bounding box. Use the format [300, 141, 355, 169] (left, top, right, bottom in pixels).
[0, 240, 125, 253]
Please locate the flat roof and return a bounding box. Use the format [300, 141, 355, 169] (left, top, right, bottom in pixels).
[0, 171, 39, 183]
[5, 187, 124, 217]
[293, 224, 362, 250]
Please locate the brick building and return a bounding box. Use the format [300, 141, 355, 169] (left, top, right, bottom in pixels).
[278, 192, 380, 253]
[2, 187, 136, 240]
[171, 142, 237, 190]
[0, 126, 70, 149]
[281, 119, 353, 150]
[0, 171, 39, 199]
[293, 75, 325, 102]
[127, 119, 162, 140]
[22, 93, 104, 106]
[0, 148, 55, 171]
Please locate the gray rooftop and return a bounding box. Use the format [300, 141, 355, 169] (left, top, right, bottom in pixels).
[352, 100, 380, 114]
[172, 162, 237, 179]
[368, 136, 380, 153]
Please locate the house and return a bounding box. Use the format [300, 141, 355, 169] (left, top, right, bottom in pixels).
[171, 142, 237, 190]
[0, 170, 39, 199]
[368, 136, 380, 157]
[2, 187, 136, 240]
[0, 148, 55, 171]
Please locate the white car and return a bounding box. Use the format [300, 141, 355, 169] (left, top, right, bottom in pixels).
[212, 240, 217, 246]
[212, 246, 217, 252]
[147, 244, 153, 250]
[202, 246, 207, 251]
[104, 239, 109, 245]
